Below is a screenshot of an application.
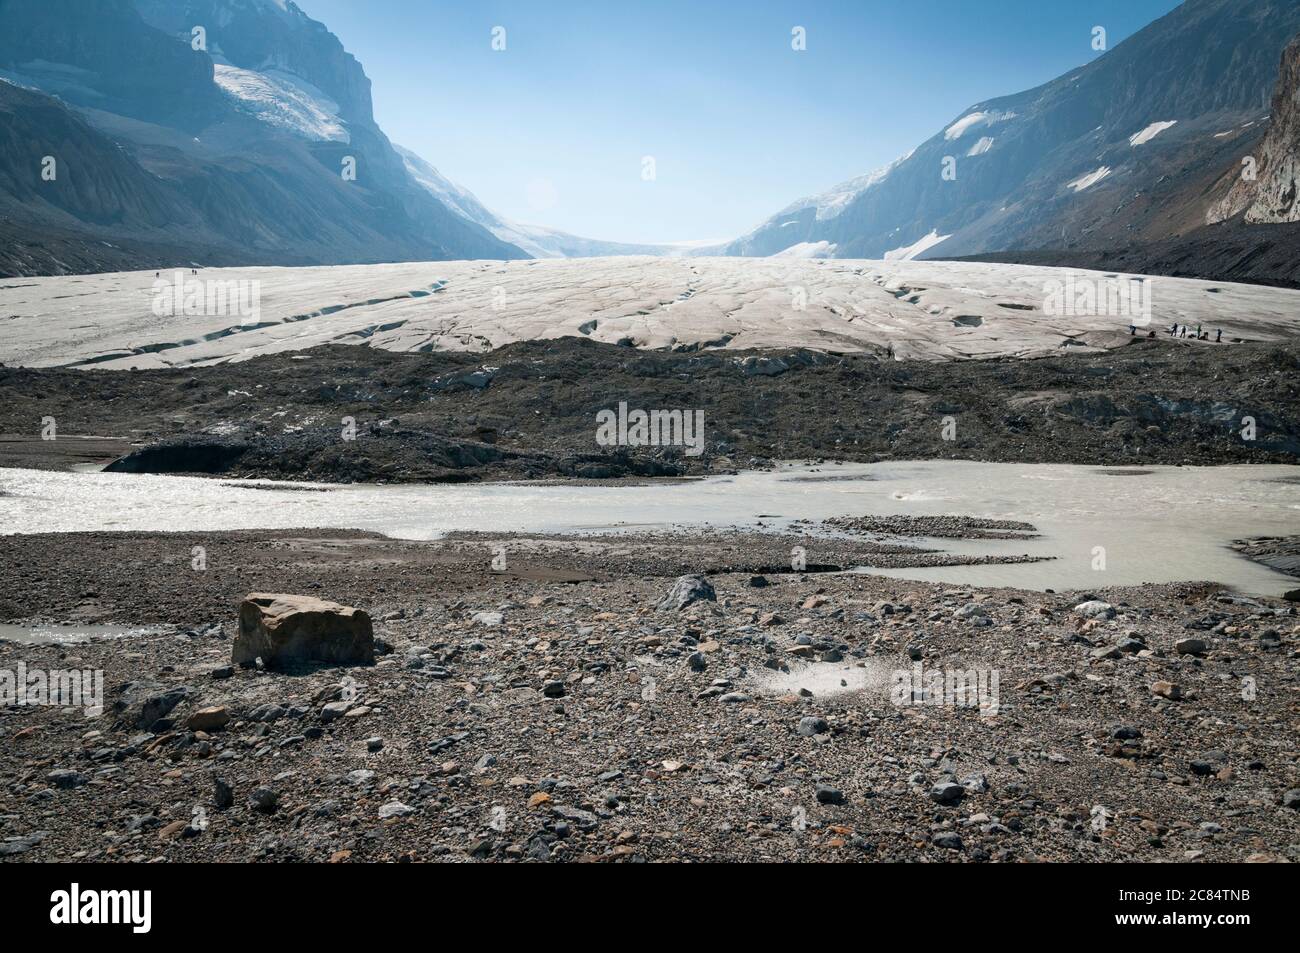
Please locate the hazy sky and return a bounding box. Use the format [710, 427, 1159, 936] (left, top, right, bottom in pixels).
[297, 0, 1182, 244]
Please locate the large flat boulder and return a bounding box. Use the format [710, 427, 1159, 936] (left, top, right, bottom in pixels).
[233, 593, 374, 669]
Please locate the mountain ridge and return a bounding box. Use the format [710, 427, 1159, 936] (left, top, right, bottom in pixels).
[715, 0, 1300, 263]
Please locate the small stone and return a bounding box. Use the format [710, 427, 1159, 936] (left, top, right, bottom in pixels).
[797, 716, 829, 737]
[249, 788, 279, 813]
[930, 782, 964, 805]
[158, 820, 188, 840]
[366, 736, 384, 752]
[213, 777, 234, 810]
[1151, 681, 1183, 700]
[1281, 789, 1300, 809]
[931, 832, 964, 850]
[542, 680, 566, 698]
[815, 784, 845, 805]
[185, 706, 231, 732]
[46, 769, 86, 789]
[1073, 600, 1116, 620]
[1175, 638, 1207, 656]
[378, 801, 415, 819]
[319, 701, 350, 722]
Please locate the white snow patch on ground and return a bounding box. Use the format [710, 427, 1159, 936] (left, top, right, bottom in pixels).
[773, 241, 837, 259]
[967, 136, 995, 156]
[213, 64, 348, 142]
[1068, 166, 1111, 192]
[1129, 120, 1177, 146]
[884, 230, 951, 261]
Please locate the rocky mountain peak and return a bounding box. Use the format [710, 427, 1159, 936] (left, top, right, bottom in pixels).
[1211, 33, 1300, 224]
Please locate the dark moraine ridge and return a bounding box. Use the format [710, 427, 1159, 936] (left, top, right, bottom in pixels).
[0, 336, 1296, 483]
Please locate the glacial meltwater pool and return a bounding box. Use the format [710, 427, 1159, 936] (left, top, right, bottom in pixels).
[1, 462, 1297, 595]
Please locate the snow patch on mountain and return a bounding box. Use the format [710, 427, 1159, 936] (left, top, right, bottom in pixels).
[1129, 120, 1178, 146]
[884, 230, 951, 261]
[1068, 166, 1112, 192]
[944, 110, 1016, 140]
[967, 136, 995, 156]
[213, 63, 348, 142]
[776, 151, 914, 222]
[773, 240, 837, 259]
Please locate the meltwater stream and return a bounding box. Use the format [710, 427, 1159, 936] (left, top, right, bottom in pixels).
[1, 461, 1297, 595]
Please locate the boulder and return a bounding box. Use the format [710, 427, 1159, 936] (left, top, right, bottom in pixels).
[656, 574, 716, 611]
[1073, 600, 1116, 620]
[233, 593, 374, 669]
[185, 706, 231, 731]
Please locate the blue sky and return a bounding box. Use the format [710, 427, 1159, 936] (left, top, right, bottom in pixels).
[297, 0, 1182, 244]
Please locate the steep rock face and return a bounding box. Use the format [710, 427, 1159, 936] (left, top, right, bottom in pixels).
[1210, 34, 1300, 224]
[0, 0, 527, 273]
[720, 0, 1300, 261]
[0, 81, 191, 228]
[0, 0, 220, 126]
[132, 0, 374, 124]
